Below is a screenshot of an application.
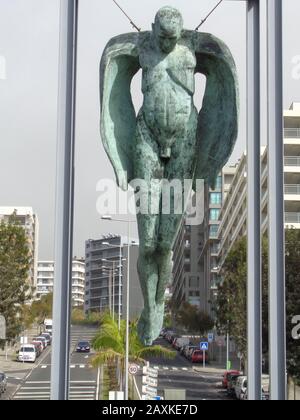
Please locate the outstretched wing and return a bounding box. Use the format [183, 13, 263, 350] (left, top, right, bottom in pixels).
[100, 33, 142, 190]
[186, 31, 239, 189]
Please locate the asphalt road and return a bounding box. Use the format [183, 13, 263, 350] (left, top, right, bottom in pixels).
[11, 326, 100, 401]
[144, 338, 230, 401]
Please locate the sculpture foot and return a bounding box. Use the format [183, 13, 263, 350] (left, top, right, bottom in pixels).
[137, 304, 165, 346]
[137, 308, 158, 346]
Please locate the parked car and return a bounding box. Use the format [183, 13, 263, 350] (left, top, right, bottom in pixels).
[40, 332, 52, 346]
[227, 374, 243, 398]
[222, 370, 242, 389]
[235, 376, 247, 400]
[31, 341, 43, 357]
[186, 346, 198, 360]
[0, 372, 7, 397]
[44, 319, 53, 335]
[34, 336, 47, 349]
[244, 388, 270, 401]
[76, 341, 91, 353]
[191, 350, 209, 364]
[174, 337, 190, 351]
[18, 345, 37, 363]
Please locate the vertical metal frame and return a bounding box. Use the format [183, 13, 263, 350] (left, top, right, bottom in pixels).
[51, 0, 286, 401]
[267, 0, 286, 401]
[50, 0, 78, 401]
[247, 0, 262, 402]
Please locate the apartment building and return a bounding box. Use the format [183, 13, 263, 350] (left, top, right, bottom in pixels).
[37, 259, 85, 307]
[0, 206, 39, 291]
[218, 102, 300, 271]
[171, 166, 236, 314]
[172, 220, 203, 309]
[84, 235, 142, 321]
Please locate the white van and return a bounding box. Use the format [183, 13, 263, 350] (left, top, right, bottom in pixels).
[18, 345, 37, 363]
[235, 376, 247, 400]
[44, 319, 53, 334]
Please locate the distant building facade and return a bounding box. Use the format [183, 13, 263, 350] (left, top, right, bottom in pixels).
[218, 102, 300, 271]
[84, 235, 142, 321]
[171, 167, 236, 315]
[0, 207, 39, 291]
[37, 259, 85, 307]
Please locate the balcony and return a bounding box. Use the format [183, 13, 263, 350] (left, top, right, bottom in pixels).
[284, 128, 300, 138]
[285, 212, 300, 224]
[285, 156, 300, 167]
[285, 184, 300, 195]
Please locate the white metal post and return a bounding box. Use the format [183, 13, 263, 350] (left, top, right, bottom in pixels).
[125, 222, 131, 400]
[247, 0, 262, 401]
[267, 0, 286, 401]
[50, 0, 78, 401]
[118, 243, 122, 330]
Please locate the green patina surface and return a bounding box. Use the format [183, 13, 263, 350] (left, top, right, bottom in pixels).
[100, 6, 239, 345]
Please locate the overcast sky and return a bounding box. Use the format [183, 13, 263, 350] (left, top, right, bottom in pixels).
[0, 0, 299, 259]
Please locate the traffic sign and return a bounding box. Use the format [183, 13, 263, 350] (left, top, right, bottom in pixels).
[142, 366, 158, 378]
[142, 376, 158, 387]
[128, 364, 139, 375]
[142, 385, 157, 398]
[200, 342, 209, 351]
[208, 333, 214, 343]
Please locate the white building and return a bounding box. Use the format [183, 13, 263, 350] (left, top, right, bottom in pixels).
[37, 259, 85, 307]
[218, 102, 300, 270]
[0, 207, 39, 291]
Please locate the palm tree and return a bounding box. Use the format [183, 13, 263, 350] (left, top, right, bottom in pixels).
[91, 313, 175, 390]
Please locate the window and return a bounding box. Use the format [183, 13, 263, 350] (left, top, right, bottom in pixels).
[210, 209, 220, 221]
[210, 193, 222, 205]
[212, 176, 222, 190]
[209, 225, 219, 238]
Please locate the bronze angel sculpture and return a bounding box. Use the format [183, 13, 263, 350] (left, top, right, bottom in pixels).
[100, 6, 238, 345]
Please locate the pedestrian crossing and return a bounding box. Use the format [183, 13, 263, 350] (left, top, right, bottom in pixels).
[153, 366, 191, 372]
[13, 380, 97, 400]
[38, 364, 93, 369]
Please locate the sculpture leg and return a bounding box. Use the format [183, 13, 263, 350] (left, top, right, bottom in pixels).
[134, 112, 164, 345]
[155, 107, 199, 335]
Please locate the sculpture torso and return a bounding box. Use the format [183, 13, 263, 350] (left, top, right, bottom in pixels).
[139, 39, 196, 157]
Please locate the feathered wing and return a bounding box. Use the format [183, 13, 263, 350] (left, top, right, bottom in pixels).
[188, 31, 239, 189]
[100, 33, 142, 191]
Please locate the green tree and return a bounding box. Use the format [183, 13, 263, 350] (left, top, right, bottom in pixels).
[91, 313, 176, 389]
[0, 213, 31, 343]
[285, 229, 300, 384]
[215, 232, 300, 382]
[29, 293, 53, 326]
[176, 302, 214, 337]
[215, 237, 269, 362]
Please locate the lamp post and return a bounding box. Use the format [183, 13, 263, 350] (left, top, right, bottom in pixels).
[101, 216, 135, 401]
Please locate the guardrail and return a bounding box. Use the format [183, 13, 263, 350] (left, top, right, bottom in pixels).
[285, 156, 300, 166]
[285, 213, 300, 223]
[284, 128, 300, 138]
[285, 185, 300, 195]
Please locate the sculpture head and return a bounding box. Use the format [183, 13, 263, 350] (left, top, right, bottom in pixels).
[152, 6, 183, 54]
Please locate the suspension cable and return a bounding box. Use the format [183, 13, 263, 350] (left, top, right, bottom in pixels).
[195, 0, 224, 31]
[111, 0, 141, 32]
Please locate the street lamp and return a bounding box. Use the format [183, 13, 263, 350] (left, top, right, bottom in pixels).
[101, 215, 136, 401]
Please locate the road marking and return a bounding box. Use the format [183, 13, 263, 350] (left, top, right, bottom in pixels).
[172, 367, 178, 371]
[70, 365, 76, 368]
[182, 368, 188, 371]
[79, 365, 85, 368]
[163, 367, 169, 370]
[41, 365, 47, 369]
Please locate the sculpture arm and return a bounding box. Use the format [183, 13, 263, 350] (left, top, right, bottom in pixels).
[185, 31, 239, 188]
[100, 33, 142, 190]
